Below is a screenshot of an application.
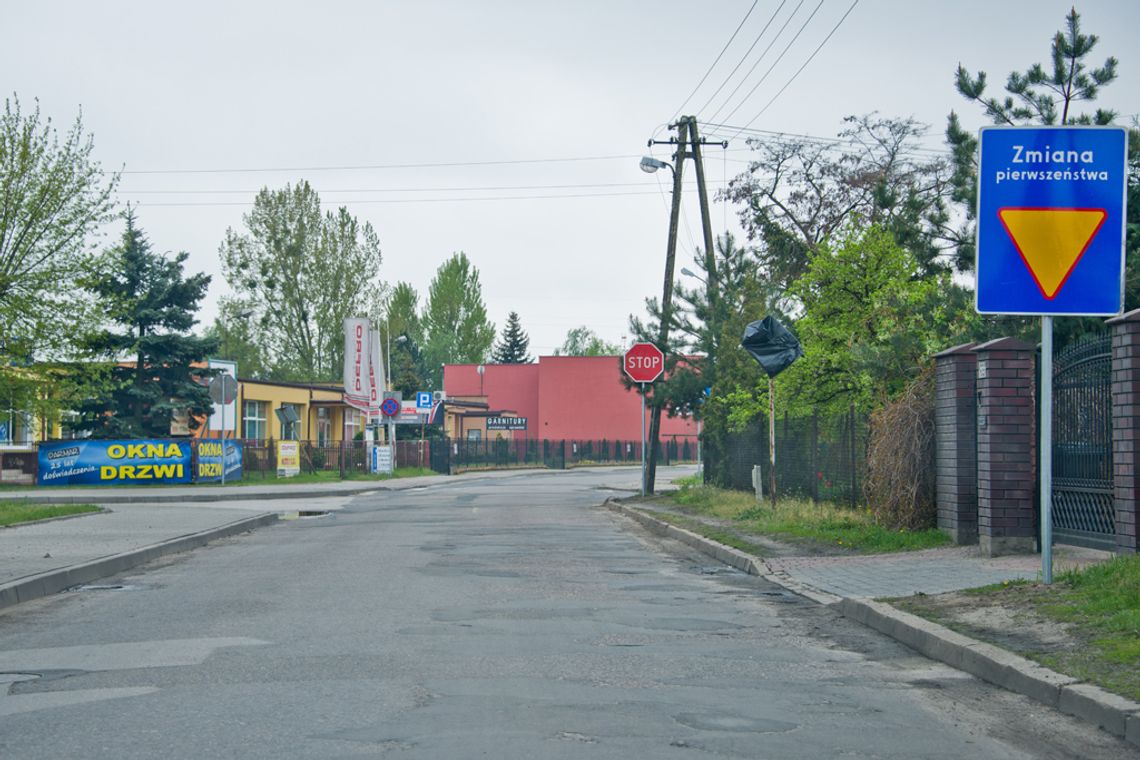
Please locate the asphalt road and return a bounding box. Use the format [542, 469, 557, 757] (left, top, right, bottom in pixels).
[0, 467, 1133, 759]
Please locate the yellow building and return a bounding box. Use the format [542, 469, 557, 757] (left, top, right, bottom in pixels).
[204, 379, 365, 444]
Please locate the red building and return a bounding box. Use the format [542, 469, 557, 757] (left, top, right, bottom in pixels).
[442, 355, 698, 444]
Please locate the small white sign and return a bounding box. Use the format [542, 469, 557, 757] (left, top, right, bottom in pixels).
[371, 445, 394, 475]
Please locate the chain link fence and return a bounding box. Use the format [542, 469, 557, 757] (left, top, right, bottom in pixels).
[703, 408, 868, 506]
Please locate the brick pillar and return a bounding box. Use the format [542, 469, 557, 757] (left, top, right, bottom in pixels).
[934, 343, 978, 544]
[1108, 308, 1140, 554]
[974, 337, 1036, 557]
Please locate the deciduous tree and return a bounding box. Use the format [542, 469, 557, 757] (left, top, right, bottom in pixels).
[0, 95, 118, 357]
[554, 327, 620, 357]
[421, 253, 495, 385]
[219, 181, 385, 381]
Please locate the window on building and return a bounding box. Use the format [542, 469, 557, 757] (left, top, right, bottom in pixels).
[344, 409, 363, 441]
[243, 400, 268, 441]
[316, 407, 331, 447]
[466, 429, 482, 442]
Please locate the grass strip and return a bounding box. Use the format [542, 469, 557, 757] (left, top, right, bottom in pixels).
[0, 500, 101, 527]
[668, 483, 951, 554]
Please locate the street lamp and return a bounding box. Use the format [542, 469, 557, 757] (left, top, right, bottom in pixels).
[639, 156, 673, 175]
[680, 266, 706, 284]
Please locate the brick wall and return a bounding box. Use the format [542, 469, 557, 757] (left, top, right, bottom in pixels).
[1108, 309, 1140, 554]
[934, 343, 977, 544]
[974, 338, 1036, 556]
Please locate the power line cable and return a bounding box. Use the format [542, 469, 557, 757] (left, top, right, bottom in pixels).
[703, 122, 949, 156]
[125, 190, 704, 208]
[703, 0, 802, 125]
[120, 154, 643, 176]
[717, 0, 826, 126]
[119, 181, 693, 195]
[690, 0, 789, 120]
[731, 0, 860, 137]
[671, 0, 761, 121]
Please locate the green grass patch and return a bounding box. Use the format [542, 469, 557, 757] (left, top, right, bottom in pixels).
[0, 500, 101, 527]
[668, 484, 951, 554]
[1037, 556, 1140, 700]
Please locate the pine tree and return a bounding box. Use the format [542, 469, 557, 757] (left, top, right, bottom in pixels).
[77, 212, 219, 438]
[492, 311, 532, 364]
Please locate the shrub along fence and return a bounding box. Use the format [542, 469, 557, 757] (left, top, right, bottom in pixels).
[703, 407, 868, 506]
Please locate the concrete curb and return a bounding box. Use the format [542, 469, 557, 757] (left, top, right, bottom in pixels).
[2, 486, 387, 505]
[0, 512, 279, 612]
[607, 503, 840, 605]
[608, 502, 1140, 749]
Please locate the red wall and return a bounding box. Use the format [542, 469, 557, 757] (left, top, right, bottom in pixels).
[443, 356, 697, 442]
[443, 363, 540, 434]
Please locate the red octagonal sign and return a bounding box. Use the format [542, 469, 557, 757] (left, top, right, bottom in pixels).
[624, 342, 665, 383]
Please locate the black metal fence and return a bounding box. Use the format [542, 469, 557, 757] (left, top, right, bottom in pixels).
[239, 439, 436, 479]
[433, 435, 698, 474]
[1050, 333, 1116, 549]
[703, 408, 868, 506]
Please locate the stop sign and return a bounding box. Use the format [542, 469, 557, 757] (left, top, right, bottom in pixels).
[624, 342, 665, 383]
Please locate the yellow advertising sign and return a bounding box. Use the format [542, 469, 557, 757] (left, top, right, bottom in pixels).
[276, 440, 300, 478]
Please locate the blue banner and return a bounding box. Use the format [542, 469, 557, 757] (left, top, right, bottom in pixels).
[38, 440, 193, 486]
[194, 439, 243, 483]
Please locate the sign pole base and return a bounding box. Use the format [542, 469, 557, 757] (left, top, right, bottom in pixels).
[1041, 316, 1053, 584]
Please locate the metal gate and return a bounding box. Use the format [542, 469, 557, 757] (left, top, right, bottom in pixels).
[1051, 334, 1115, 550]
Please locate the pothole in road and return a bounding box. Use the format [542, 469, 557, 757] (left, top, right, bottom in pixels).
[674, 712, 798, 734]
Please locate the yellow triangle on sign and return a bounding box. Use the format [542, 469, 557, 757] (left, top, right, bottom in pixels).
[998, 208, 1107, 299]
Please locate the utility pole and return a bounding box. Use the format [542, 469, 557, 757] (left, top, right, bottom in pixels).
[643, 115, 725, 494]
[689, 120, 720, 480]
[643, 118, 689, 494]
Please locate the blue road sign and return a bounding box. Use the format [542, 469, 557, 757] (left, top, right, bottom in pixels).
[416, 391, 432, 409]
[976, 126, 1129, 316]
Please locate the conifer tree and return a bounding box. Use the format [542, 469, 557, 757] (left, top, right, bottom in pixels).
[491, 311, 532, 364]
[78, 212, 218, 438]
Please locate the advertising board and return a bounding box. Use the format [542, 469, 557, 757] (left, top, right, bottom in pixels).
[38, 440, 192, 486]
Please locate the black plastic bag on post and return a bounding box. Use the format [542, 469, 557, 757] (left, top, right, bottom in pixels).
[741, 315, 802, 507]
[741, 316, 803, 378]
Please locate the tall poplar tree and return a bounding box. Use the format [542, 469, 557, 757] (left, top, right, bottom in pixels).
[421, 252, 495, 385]
[78, 213, 218, 438]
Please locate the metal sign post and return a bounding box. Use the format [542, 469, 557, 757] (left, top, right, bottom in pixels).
[208, 373, 238, 485]
[1040, 317, 1054, 583]
[640, 382, 647, 497]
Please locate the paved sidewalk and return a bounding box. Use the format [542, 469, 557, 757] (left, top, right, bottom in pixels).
[763, 544, 1108, 599]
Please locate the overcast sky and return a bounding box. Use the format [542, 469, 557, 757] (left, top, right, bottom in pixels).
[6, 1, 1139, 359]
